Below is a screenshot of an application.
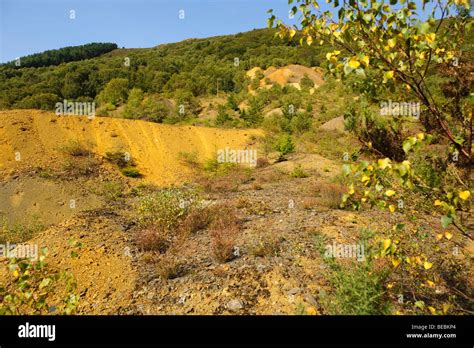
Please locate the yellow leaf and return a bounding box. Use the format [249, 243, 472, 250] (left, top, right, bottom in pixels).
[424, 261, 433, 270]
[392, 257, 401, 267]
[13, 269, 19, 278]
[426, 280, 435, 287]
[425, 33, 436, 44]
[348, 57, 360, 69]
[428, 306, 436, 315]
[387, 282, 394, 289]
[435, 234, 443, 241]
[383, 239, 391, 251]
[289, 29, 296, 38]
[361, 55, 370, 67]
[349, 184, 355, 195]
[442, 303, 451, 314]
[367, 165, 374, 171]
[378, 158, 391, 169]
[389, 205, 396, 213]
[444, 232, 453, 240]
[416, 133, 425, 140]
[361, 175, 370, 183]
[307, 35, 313, 46]
[306, 306, 318, 315]
[387, 38, 396, 48]
[384, 70, 394, 81]
[434, 200, 443, 206]
[385, 190, 396, 197]
[459, 190, 470, 200]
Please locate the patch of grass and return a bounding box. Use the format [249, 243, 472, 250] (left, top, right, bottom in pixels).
[178, 151, 200, 167]
[60, 140, 92, 157]
[62, 157, 100, 177]
[105, 151, 135, 168]
[36, 167, 55, 179]
[312, 180, 346, 209]
[156, 252, 183, 280]
[249, 233, 283, 257]
[101, 181, 124, 202]
[198, 166, 252, 193]
[135, 225, 170, 253]
[209, 205, 239, 263]
[0, 215, 44, 244]
[121, 166, 141, 178]
[177, 207, 213, 235]
[290, 164, 309, 178]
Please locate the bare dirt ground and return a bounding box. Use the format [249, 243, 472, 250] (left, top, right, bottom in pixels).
[0, 110, 455, 315]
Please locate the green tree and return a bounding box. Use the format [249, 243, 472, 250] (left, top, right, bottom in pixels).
[97, 78, 129, 106]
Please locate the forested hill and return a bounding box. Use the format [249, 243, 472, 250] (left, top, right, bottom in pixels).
[1, 42, 118, 68]
[0, 29, 331, 110]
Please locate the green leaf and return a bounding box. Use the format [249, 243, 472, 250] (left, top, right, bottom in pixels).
[441, 216, 452, 228]
[39, 278, 52, 289]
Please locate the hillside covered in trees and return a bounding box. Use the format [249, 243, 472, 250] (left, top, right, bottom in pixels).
[0, 29, 330, 113]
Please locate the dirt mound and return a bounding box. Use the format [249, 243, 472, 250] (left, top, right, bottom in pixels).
[246, 64, 324, 92]
[0, 110, 261, 186]
[319, 116, 346, 133]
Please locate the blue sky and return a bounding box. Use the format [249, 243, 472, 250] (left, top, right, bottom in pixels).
[0, 0, 302, 63]
[0, 0, 444, 63]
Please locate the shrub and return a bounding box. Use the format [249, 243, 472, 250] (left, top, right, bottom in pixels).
[156, 252, 182, 280]
[121, 166, 141, 178]
[135, 225, 170, 253]
[62, 157, 100, 177]
[275, 134, 295, 161]
[178, 208, 212, 235]
[209, 206, 239, 263]
[315, 231, 391, 315]
[101, 181, 124, 202]
[177, 151, 200, 167]
[249, 233, 283, 257]
[135, 189, 198, 230]
[105, 151, 134, 168]
[290, 164, 309, 178]
[60, 141, 92, 157]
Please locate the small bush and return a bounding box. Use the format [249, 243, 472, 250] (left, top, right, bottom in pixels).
[135, 225, 169, 253]
[60, 141, 92, 157]
[156, 253, 182, 280]
[121, 166, 141, 178]
[62, 157, 100, 177]
[177, 151, 200, 167]
[290, 164, 309, 178]
[249, 233, 283, 257]
[209, 206, 239, 263]
[315, 231, 391, 315]
[101, 181, 124, 202]
[275, 134, 295, 161]
[136, 189, 198, 230]
[105, 151, 134, 168]
[178, 207, 212, 235]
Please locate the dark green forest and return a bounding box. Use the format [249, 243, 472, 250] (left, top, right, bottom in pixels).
[1, 42, 118, 68]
